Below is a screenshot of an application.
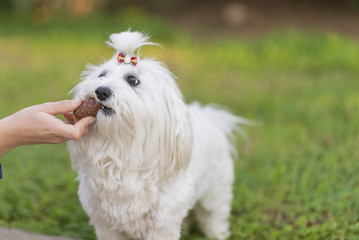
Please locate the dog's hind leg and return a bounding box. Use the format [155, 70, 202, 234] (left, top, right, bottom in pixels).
[194, 202, 231, 240]
[194, 192, 232, 240]
[194, 159, 234, 240]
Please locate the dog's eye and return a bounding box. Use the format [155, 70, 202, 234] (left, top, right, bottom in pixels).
[127, 76, 140, 86]
[98, 72, 107, 78]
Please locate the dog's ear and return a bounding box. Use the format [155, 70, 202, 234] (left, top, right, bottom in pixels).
[158, 82, 193, 177]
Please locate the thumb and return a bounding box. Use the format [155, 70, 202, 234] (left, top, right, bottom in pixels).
[38, 98, 82, 115]
[60, 116, 95, 140]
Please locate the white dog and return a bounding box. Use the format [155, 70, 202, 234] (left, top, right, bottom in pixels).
[68, 31, 248, 240]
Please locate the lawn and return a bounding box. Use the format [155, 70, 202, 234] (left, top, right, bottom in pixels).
[1, 9, 359, 240]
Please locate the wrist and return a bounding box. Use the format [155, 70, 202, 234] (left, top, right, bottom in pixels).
[0, 115, 19, 155]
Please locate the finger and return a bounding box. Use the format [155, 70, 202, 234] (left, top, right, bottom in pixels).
[64, 112, 80, 124]
[63, 112, 74, 122]
[39, 98, 82, 115]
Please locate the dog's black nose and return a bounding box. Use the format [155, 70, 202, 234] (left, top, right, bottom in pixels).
[95, 86, 112, 101]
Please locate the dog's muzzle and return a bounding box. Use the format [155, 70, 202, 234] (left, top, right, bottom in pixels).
[95, 86, 114, 116]
[96, 86, 112, 101]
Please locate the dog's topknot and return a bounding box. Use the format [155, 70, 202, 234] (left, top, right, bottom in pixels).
[106, 31, 156, 54]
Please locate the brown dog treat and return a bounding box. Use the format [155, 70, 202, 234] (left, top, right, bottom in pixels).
[73, 98, 102, 120]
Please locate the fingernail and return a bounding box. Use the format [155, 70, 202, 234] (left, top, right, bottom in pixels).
[72, 98, 81, 106]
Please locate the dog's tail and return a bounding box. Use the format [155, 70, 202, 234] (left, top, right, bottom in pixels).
[189, 102, 257, 157]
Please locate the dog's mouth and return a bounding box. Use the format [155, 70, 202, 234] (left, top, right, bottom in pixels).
[100, 105, 115, 116]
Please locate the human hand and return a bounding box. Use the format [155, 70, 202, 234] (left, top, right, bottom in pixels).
[0, 99, 94, 155]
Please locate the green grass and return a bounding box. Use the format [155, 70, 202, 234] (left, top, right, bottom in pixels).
[1, 9, 359, 240]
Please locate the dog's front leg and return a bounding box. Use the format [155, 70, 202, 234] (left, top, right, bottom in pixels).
[93, 222, 128, 240]
[144, 227, 181, 240]
[145, 223, 182, 240]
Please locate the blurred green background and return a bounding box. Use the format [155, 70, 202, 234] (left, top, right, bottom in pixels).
[1, 0, 359, 239]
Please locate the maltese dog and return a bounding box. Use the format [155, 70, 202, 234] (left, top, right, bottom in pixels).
[68, 31, 249, 240]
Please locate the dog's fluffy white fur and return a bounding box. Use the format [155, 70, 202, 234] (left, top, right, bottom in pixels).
[68, 31, 248, 240]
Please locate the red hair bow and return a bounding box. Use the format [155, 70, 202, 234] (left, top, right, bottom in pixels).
[117, 52, 138, 66]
